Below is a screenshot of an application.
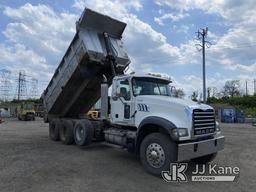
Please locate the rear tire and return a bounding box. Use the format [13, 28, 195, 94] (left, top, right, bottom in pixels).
[74, 119, 93, 146]
[192, 153, 217, 164]
[49, 120, 60, 141]
[140, 133, 177, 176]
[59, 120, 74, 145]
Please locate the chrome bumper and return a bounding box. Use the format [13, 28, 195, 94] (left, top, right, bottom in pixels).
[177, 135, 225, 161]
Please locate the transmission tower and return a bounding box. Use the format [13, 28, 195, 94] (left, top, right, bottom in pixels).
[29, 78, 39, 99]
[0, 69, 12, 101]
[16, 70, 27, 100]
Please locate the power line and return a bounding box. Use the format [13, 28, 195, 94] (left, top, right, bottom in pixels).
[29, 78, 39, 99]
[0, 69, 50, 100]
[132, 42, 256, 66]
[210, 43, 256, 50]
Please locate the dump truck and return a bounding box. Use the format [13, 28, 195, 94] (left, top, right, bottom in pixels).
[42, 8, 225, 175]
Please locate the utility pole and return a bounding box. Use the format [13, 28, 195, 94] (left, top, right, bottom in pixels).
[245, 80, 248, 96]
[196, 27, 210, 103]
[254, 79, 256, 96]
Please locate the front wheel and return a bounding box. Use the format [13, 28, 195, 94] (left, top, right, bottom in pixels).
[140, 133, 177, 176]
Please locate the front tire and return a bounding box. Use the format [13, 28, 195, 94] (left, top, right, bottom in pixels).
[192, 153, 217, 164]
[140, 133, 176, 176]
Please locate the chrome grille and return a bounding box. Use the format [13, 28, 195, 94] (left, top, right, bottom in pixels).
[193, 109, 215, 136]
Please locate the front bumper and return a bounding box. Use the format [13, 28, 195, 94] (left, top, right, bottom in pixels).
[25, 113, 35, 120]
[177, 135, 225, 161]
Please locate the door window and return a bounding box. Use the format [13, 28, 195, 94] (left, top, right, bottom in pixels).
[119, 79, 130, 101]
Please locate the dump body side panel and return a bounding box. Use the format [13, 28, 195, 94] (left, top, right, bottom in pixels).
[42, 9, 130, 119]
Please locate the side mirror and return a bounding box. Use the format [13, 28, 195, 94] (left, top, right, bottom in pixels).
[113, 86, 120, 101]
[116, 86, 121, 95]
[112, 94, 120, 101]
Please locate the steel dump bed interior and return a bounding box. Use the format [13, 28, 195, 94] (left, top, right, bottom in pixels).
[42, 8, 130, 118]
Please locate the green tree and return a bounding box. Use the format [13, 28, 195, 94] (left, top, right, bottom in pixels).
[222, 80, 241, 97]
[191, 91, 198, 102]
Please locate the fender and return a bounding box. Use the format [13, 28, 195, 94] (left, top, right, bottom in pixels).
[138, 116, 177, 134]
[135, 116, 177, 153]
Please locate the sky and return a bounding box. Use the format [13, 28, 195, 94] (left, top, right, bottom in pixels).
[0, 0, 256, 99]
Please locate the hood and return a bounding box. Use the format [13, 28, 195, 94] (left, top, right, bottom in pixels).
[136, 95, 213, 110]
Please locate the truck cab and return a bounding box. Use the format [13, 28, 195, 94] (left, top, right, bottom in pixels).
[108, 73, 224, 174]
[111, 73, 175, 127]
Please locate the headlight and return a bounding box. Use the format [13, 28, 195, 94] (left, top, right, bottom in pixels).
[216, 121, 221, 132]
[172, 128, 188, 138]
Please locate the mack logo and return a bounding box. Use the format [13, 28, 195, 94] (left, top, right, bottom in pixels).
[162, 163, 188, 182]
[137, 104, 149, 112]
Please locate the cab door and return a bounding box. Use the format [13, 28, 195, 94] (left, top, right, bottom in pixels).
[111, 78, 135, 126]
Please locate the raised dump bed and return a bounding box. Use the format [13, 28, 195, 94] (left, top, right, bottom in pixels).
[42, 8, 130, 119]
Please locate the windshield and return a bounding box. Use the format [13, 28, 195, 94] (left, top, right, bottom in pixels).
[24, 104, 33, 110]
[132, 77, 171, 96]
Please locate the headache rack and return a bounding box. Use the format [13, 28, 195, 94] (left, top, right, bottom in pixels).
[192, 109, 216, 136]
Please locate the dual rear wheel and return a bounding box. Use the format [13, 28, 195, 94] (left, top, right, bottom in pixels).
[59, 120, 74, 145]
[49, 119, 93, 146]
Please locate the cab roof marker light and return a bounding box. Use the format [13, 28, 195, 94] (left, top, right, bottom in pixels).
[147, 72, 172, 81]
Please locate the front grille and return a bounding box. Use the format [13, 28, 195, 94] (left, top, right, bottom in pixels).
[193, 109, 215, 136]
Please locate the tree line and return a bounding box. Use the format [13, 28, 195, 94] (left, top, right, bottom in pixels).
[172, 80, 256, 117]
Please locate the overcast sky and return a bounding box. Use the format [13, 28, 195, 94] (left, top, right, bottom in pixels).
[0, 0, 256, 98]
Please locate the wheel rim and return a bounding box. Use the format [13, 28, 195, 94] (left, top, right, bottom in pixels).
[146, 143, 165, 168]
[76, 126, 84, 142]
